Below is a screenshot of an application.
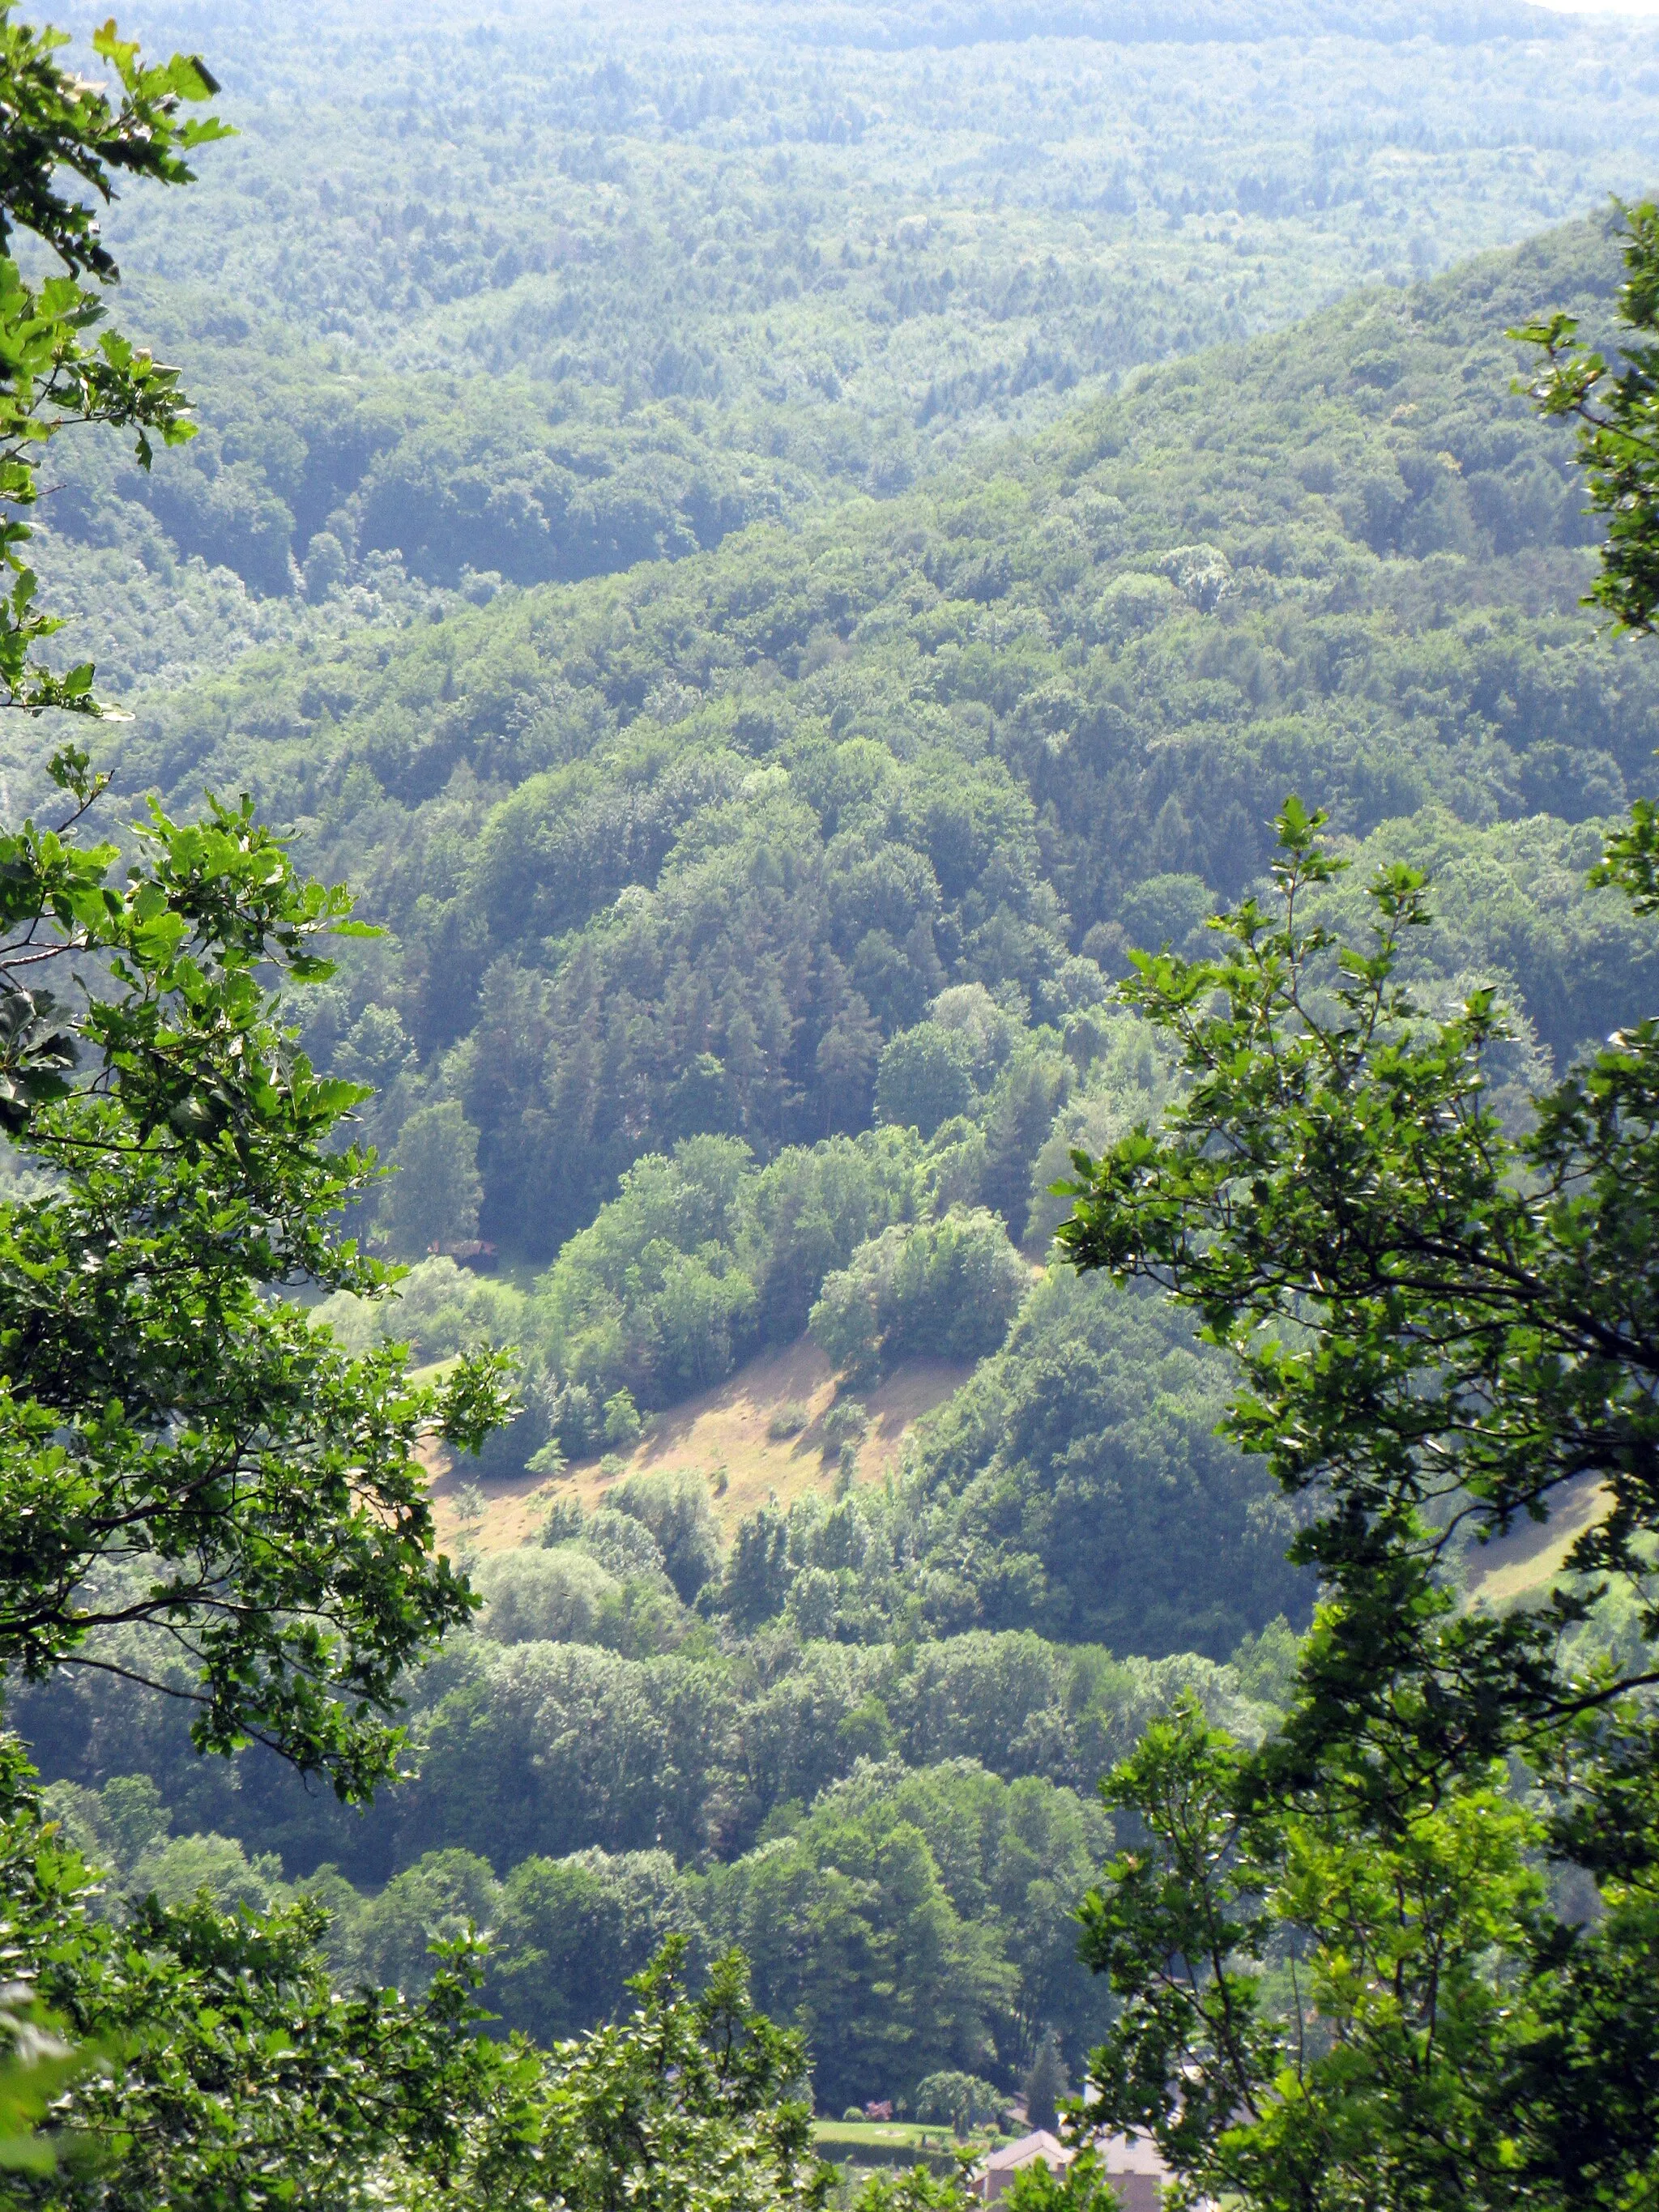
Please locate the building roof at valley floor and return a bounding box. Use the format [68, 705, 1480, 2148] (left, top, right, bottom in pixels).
[982, 2130, 1072, 2176]
[976, 2127, 1174, 2199]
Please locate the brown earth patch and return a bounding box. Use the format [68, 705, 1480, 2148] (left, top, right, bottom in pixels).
[1462, 1476, 1609, 1609]
[428, 1338, 975, 1557]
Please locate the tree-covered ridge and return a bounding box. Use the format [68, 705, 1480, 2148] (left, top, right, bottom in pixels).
[15, 183, 1646, 2137]
[21, 0, 1659, 717]
[33, 1606, 1293, 2109]
[67, 215, 1653, 1274]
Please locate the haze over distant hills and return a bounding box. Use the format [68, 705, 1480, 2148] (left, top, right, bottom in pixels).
[20, 0, 1659, 722]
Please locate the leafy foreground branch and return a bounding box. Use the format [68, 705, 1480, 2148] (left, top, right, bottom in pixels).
[0, 748, 514, 1793]
[0, 2, 229, 715]
[0, 743, 534, 2193]
[0, 1751, 833, 2212]
[1038, 202, 1659, 2212]
[1048, 803, 1659, 2207]
[0, 22, 1007, 2203]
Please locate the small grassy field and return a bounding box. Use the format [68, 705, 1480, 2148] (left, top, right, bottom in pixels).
[812, 2120, 980, 2171]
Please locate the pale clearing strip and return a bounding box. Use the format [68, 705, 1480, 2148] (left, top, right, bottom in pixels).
[429, 1337, 975, 1554]
[1461, 1476, 1610, 1609]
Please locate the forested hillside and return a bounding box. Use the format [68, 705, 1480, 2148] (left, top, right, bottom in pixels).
[20, 203, 1654, 2112]
[11, 0, 1659, 2151]
[20, 0, 1659, 701]
[110, 214, 1659, 1262]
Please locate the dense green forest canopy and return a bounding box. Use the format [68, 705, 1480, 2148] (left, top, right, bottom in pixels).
[90, 214, 1659, 1264]
[19, 0, 1659, 703]
[9, 0, 1659, 2154]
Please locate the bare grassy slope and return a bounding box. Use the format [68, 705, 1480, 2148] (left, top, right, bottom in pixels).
[429, 1336, 972, 1554]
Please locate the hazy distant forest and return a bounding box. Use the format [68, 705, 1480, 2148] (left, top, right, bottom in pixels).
[6, 0, 1659, 2199]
